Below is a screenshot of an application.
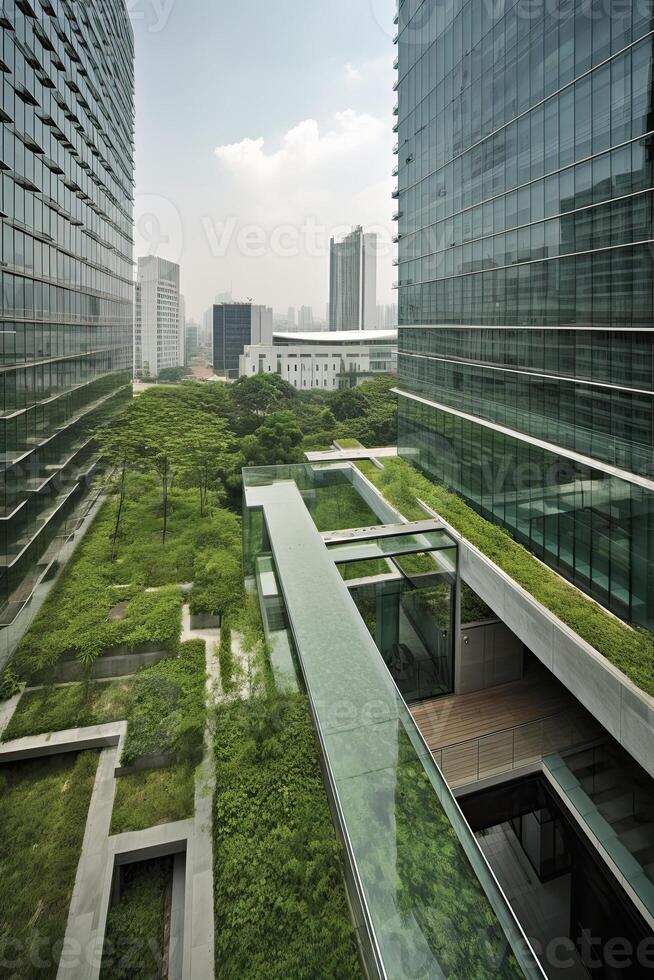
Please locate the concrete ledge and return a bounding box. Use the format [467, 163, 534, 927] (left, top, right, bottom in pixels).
[0, 722, 126, 763]
[46, 648, 174, 684]
[111, 819, 193, 865]
[416, 496, 654, 779]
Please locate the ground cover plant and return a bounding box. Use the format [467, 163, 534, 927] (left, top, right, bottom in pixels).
[120, 640, 206, 767]
[213, 692, 361, 979]
[111, 764, 196, 835]
[2, 678, 133, 742]
[100, 857, 173, 979]
[0, 752, 98, 979]
[358, 457, 654, 695]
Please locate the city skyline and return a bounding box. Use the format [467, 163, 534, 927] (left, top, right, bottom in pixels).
[132, 0, 397, 320]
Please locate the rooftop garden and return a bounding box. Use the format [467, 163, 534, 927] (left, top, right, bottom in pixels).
[357, 457, 654, 696]
[0, 752, 98, 979]
[213, 692, 362, 979]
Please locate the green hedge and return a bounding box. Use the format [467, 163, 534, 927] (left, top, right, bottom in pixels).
[358, 458, 654, 696]
[120, 640, 206, 767]
[217, 622, 236, 693]
[213, 694, 361, 979]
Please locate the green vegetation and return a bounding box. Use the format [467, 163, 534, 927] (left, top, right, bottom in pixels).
[0, 752, 98, 979]
[190, 550, 244, 619]
[100, 858, 172, 979]
[334, 437, 364, 449]
[157, 365, 190, 383]
[461, 583, 495, 624]
[3, 679, 133, 742]
[111, 765, 196, 835]
[213, 693, 361, 979]
[359, 457, 654, 695]
[120, 640, 206, 767]
[309, 481, 379, 532]
[13, 521, 184, 679]
[0, 667, 21, 700]
[217, 622, 236, 693]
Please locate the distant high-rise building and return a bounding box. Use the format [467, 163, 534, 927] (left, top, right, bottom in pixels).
[287, 307, 296, 328]
[0, 0, 134, 627]
[329, 226, 377, 331]
[298, 306, 314, 330]
[184, 321, 200, 366]
[134, 257, 182, 378]
[377, 303, 398, 329]
[212, 303, 273, 378]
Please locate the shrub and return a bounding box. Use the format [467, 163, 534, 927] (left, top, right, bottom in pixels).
[3, 680, 133, 742]
[110, 766, 196, 835]
[0, 668, 21, 701]
[120, 640, 206, 767]
[100, 858, 172, 979]
[217, 622, 235, 693]
[190, 551, 244, 617]
[213, 694, 361, 979]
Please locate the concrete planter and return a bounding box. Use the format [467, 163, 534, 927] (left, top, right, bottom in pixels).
[189, 613, 221, 630]
[38, 647, 175, 684]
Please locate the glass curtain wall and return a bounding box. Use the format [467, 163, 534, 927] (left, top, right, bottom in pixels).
[0, 0, 134, 620]
[395, 0, 654, 630]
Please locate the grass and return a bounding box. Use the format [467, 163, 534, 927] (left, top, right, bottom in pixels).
[335, 437, 364, 449]
[217, 622, 236, 693]
[111, 764, 196, 835]
[100, 857, 172, 980]
[120, 640, 206, 767]
[358, 457, 654, 696]
[0, 752, 98, 979]
[12, 470, 242, 681]
[309, 481, 379, 532]
[3, 679, 133, 742]
[213, 693, 361, 979]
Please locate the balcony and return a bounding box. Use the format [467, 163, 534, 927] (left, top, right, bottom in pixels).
[392, 210, 402, 221]
[393, 57, 399, 70]
[393, 102, 399, 115]
[392, 120, 399, 133]
[391, 188, 399, 199]
[392, 142, 399, 155]
[392, 164, 398, 176]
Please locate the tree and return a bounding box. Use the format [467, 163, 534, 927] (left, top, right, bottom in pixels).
[98, 415, 147, 559]
[230, 374, 297, 433]
[240, 410, 304, 466]
[178, 414, 233, 516]
[158, 366, 189, 383]
[328, 386, 369, 422]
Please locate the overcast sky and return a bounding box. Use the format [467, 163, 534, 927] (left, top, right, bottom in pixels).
[131, 0, 397, 321]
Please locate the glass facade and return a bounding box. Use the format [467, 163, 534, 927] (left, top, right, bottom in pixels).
[212, 303, 253, 377]
[0, 0, 134, 621]
[395, 0, 654, 630]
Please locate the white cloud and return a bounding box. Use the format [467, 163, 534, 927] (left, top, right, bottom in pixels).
[344, 62, 361, 82]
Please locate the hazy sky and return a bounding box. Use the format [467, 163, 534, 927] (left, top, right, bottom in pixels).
[131, 0, 397, 321]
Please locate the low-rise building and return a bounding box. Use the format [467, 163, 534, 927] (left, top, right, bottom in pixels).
[239, 329, 397, 389]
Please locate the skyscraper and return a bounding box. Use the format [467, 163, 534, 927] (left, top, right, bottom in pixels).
[329, 226, 377, 331]
[133, 256, 182, 378]
[0, 0, 134, 625]
[298, 305, 313, 330]
[212, 302, 273, 378]
[395, 1, 654, 631]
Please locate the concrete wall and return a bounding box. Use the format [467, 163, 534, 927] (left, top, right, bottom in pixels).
[457, 620, 524, 695]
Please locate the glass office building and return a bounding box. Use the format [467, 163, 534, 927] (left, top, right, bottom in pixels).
[0, 0, 134, 622]
[395, 0, 654, 630]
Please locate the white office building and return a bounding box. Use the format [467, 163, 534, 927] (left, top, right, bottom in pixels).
[329, 226, 377, 331]
[239, 329, 397, 390]
[134, 256, 183, 378]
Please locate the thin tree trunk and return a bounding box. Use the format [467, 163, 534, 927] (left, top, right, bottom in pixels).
[162, 458, 169, 544]
[111, 461, 127, 560]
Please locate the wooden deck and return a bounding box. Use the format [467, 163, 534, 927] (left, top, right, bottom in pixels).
[411, 663, 601, 789]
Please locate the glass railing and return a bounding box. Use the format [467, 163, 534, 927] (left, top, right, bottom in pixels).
[244, 465, 544, 978]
